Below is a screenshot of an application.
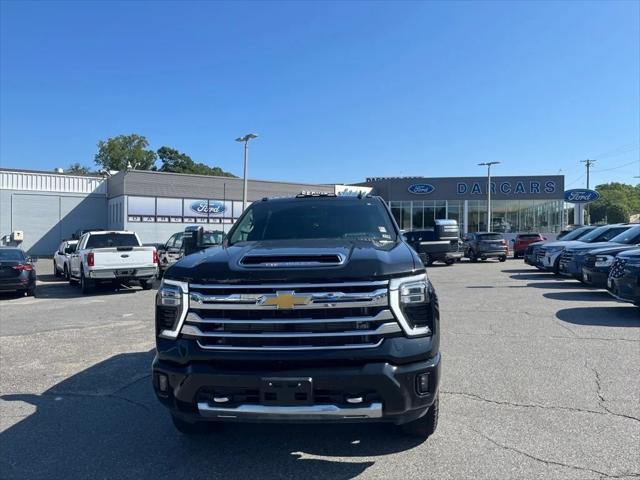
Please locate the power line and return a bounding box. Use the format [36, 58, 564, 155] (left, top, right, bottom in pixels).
[592, 160, 639, 173]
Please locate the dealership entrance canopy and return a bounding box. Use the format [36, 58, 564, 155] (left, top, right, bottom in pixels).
[1, 168, 565, 255]
[360, 175, 565, 235]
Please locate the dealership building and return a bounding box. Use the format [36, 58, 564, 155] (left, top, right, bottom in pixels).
[361, 175, 565, 235]
[0, 168, 565, 255]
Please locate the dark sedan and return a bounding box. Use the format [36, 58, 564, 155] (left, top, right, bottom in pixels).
[0, 247, 36, 296]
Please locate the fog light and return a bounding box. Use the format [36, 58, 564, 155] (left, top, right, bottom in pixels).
[417, 373, 430, 395]
[158, 374, 169, 392]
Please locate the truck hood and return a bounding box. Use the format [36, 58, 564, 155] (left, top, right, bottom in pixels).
[565, 241, 622, 253]
[165, 239, 422, 284]
[542, 240, 586, 249]
[588, 244, 639, 256]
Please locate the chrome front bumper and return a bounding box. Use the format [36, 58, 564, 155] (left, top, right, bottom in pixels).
[197, 401, 383, 421]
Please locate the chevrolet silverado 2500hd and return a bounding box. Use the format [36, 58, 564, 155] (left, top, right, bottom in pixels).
[153, 194, 441, 438]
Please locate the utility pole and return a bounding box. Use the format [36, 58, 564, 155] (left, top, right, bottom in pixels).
[478, 162, 500, 232]
[580, 159, 596, 224]
[581, 159, 595, 189]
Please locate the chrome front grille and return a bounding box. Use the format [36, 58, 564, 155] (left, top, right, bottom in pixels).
[560, 250, 575, 265]
[182, 281, 400, 350]
[610, 258, 627, 279]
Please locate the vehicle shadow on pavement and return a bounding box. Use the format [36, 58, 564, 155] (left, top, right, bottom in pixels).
[543, 291, 614, 302]
[524, 281, 589, 290]
[0, 351, 423, 480]
[32, 281, 158, 300]
[556, 306, 640, 327]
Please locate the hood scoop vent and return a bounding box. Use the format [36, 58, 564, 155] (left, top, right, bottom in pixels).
[240, 253, 345, 268]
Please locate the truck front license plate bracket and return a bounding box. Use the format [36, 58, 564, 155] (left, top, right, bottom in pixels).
[260, 377, 313, 406]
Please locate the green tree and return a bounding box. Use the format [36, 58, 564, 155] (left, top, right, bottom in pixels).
[589, 182, 640, 223]
[157, 146, 235, 177]
[66, 163, 92, 175]
[94, 134, 157, 171]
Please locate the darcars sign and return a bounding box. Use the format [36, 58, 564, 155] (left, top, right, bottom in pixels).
[563, 189, 600, 204]
[408, 184, 435, 195]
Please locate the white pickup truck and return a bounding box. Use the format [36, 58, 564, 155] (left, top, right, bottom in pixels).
[69, 231, 158, 294]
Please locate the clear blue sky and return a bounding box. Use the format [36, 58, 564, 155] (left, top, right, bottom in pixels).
[1, 0, 638, 187]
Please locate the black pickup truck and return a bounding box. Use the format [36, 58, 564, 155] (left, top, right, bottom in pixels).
[403, 220, 463, 266]
[153, 194, 441, 438]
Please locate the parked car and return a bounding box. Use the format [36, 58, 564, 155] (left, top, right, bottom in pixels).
[607, 248, 640, 306]
[523, 226, 596, 267]
[0, 247, 36, 296]
[557, 224, 634, 279]
[463, 232, 508, 262]
[403, 219, 462, 266]
[69, 231, 158, 294]
[158, 229, 224, 277]
[512, 233, 545, 259]
[53, 240, 78, 279]
[582, 235, 640, 289]
[535, 225, 627, 274]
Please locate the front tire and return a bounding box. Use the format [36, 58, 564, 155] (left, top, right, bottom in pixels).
[140, 280, 153, 290]
[445, 259, 455, 265]
[499, 256, 507, 262]
[53, 261, 61, 278]
[469, 250, 478, 263]
[80, 267, 93, 294]
[171, 413, 210, 435]
[401, 394, 439, 439]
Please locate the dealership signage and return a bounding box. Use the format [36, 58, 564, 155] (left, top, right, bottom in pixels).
[190, 200, 226, 215]
[408, 183, 435, 195]
[563, 189, 600, 204]
[456, 180, 557, 196]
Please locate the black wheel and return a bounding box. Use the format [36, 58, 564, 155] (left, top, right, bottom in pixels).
[80, 267, 93, 294]
[25, 285, 36, 297]
[401, 394, 439, 438]
[553, 258, 561, 275]
[445, 259, 455, 265]
[469, 250, 478, 263]
[171, 413, 210, 435]
[499, 256, 507, 262]
[64, 264, 70, 280]
[140, 280, 153, 290]
[53, 261, 61, 278]
[513, 252, 519, 259]
[424, 254, 433, 266]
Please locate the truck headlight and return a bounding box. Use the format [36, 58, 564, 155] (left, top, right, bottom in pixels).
[595, 255, 614, 268]
[156, 279, 189, 338]
[389, 274, 433, 337]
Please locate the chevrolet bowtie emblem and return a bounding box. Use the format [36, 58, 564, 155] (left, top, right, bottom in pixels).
[258, 291, 312, 309]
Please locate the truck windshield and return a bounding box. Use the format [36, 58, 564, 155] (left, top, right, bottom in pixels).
[0, 250, 25, 262]
[609, 227, 640, 245]
[477, 233, 503, 240]
[561, 227, 594, 241]
[86, 233, 140, 248]
[228, 198, 397, 244]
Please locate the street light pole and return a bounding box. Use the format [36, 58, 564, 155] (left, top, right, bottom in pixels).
[478, 162, 500, 232]
[235, 133, 258, 210]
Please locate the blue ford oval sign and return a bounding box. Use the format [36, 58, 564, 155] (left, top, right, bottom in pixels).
[190, 200, 226, 214]
[408, 183, 435, 195]
[563, 189, 600, 204]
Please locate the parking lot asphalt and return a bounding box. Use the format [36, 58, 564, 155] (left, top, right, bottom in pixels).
[1, 260, 638, 480]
